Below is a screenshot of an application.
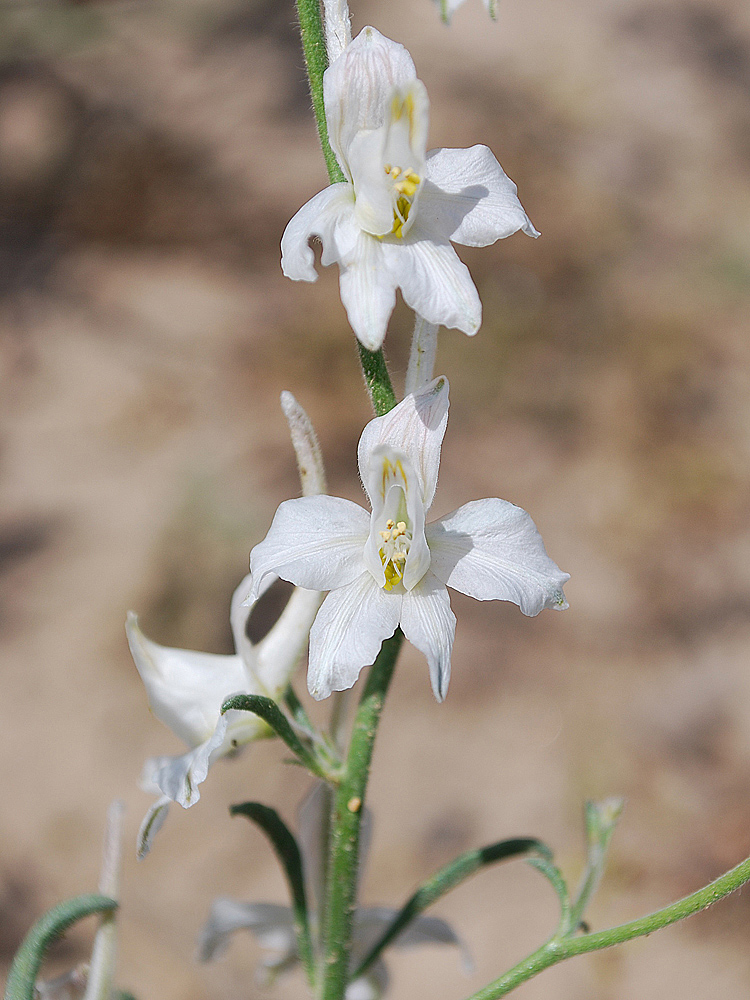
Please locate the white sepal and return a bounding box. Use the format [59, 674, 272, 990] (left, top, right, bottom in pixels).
[426, 498, 570, 614]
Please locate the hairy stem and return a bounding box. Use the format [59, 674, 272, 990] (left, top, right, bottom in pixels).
[319, 631, 404, 1000]
[463, 852, 750, 999]
[295, 0, 397, 414]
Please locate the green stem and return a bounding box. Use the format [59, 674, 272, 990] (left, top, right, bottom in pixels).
[463, 852, 750, 1000]
[295, 0, 345, 184]
[294, 0, 397, 415]
[358, 344, 397, 416]
[319, 630, 404, 1000]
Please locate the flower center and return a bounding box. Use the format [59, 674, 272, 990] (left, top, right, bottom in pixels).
[383, 164, 421, 238]
[378, 518, 412, 591]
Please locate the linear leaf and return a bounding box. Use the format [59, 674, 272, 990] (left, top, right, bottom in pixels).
[222, 694, 325, 777]
[353, 838, 553, 978]
[4, 894, 117, 1000]
[230, 802, 314, 985]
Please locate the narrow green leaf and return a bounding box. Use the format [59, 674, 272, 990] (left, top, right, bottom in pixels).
[4, 894, 117, 1000]
[527, 856, 571, 930]
[353, 838, 553, 979]
[222, 694, 326, 778]
[230, 802, 315, 986]
[565, 797, 624, 935]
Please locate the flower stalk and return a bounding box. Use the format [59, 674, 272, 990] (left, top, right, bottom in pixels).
[463, 851, 750, 999]
[319, 630, 403, 1000]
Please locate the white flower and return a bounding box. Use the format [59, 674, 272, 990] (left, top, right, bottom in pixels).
[281, 26, 538, 351]
[129, 392, 326, 857]
[128, 574, 324, 856]
[198, 783, 470, 999]
[248, 377, 568, 702]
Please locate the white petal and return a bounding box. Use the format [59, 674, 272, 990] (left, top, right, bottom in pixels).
[426, 499, 569, 614]
[308, 573, 401, 699]
[198, 899, 296, 962]
[126, 612, 251, 747]
[136, 795, 171, 860]
[248, 495, 370, 599]
[281, 183, 353, 281]
[338, 231, 397, 350]
[324, 26, 417, 177]
[381, 236, 481, 336]
[358, 376, 449, 510]
[280, 390, 327, 497]
[421, 145, 539, 245]
[400, 573, 455, 701]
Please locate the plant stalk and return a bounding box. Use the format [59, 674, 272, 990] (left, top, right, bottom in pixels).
[318, 630, 403, 1000]
[463, 851, 750, 1000]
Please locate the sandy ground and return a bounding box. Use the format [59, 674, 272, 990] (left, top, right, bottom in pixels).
[2, 0, 750, 996]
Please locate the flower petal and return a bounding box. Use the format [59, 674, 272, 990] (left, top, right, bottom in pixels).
[324, 26, 417, 178]
[381, 235, 481, 336]
[358, 376, 449, 511]
[248, 495, 370, 599]
[338, 231, 397, 350]
[308, 573, 401, 699]
[426, 498, 569, 614]
[281, 183, 353, 282]
[126, 612, 251, 748]
[399, 572, 455, 701]
[198, 899, 297, 963]
[421, 145, 539, 246]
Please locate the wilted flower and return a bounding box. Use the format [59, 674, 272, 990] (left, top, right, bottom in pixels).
[281, 26, 537, 351]
[248, 377, 568, 702]
[199, 784, 470, 999]
[129, 393, 326, 856]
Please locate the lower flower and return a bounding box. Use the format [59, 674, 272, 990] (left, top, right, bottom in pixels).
[247, 377, 569, 702]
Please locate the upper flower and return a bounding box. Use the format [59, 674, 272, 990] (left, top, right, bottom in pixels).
[281, 26, 538, 351]
[247, 378, 568, 702]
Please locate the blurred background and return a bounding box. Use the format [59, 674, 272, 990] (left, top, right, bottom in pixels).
[2, 0, 750, 995]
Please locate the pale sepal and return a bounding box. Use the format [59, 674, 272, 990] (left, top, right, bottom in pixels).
[426, 498, 569, 615]
[308, 572, 400, 700]
[247, 495, 370, 601]
[400, 573, 456, 701]
[421, 145, 539, 246]
[197, 899, 297, 964]
[281, 183, 352, 282]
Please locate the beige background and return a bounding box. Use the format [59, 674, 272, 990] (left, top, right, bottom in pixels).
[2, 0, 750, 996]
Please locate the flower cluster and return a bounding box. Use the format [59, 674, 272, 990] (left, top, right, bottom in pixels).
[128, 23, 567, 857]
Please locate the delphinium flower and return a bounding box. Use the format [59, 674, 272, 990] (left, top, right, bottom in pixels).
[247, 377, 568, 702]
[281, 25, 538, 351]
[198, 783, 470, 999]
[128, 394, 326, 856]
